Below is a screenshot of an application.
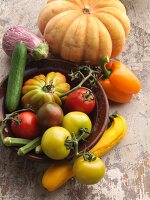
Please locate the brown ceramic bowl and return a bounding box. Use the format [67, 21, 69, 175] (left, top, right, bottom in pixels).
[0, 59, 109, 161]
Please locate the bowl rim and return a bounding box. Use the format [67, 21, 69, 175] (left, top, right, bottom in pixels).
[0, 58, 109, 162]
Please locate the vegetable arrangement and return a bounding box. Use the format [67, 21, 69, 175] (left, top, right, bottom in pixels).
[0, 0, 141, 192]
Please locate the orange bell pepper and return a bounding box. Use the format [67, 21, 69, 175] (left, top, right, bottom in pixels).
[99, 56, 141, 103]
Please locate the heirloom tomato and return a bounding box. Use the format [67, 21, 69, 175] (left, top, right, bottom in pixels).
[41, 126, 72, 160]
[21, 72, 70, 110]
[11, 112, 40, 139]
[65, 88, 96, 114]
[73, 155, 106, 185]
[37, 102, 64, 129]
[62, 111, 92, 136]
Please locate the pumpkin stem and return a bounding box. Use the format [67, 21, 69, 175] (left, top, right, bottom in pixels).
[82, 5, 91, 14]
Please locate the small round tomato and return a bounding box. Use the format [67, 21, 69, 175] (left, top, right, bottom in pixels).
[73, 155, 106, 185]
[62, 111, 92, 136]
[41, 126, 72, 160]
[11, 112, 40, 139]
[65, 88, 96, 114]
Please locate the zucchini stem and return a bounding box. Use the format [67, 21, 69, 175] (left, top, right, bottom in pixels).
[35, 145, 43, 154]
[3, 137, 31, 146]
[17, 137, 41, 156]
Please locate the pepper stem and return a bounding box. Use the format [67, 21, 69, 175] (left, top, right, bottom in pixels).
[109, 112, 118, 122]
[100, 56, 112, 79]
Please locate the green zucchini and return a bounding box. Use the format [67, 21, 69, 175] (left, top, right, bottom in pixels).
[5, 42, 27, 112]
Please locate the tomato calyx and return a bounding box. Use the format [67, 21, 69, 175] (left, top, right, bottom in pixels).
[77, 128, 90, 141]
[83, 152, 96, 162]
[82, 91, 95, 102]
[10, 116, 22, 125]
[64, 128, 90, 157]
[42, 81, 54, 93]
[65, 136, 73, 150]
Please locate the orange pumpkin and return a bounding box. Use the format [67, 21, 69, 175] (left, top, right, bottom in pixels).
[38, 0, 130, 65]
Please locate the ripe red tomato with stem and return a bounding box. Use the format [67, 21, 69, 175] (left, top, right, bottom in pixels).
[65, 88, 96, 114]
[11, 112, 40, 139]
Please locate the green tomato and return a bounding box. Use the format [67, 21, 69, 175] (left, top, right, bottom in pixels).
[73, 156, 106, 185]
[62, 111, 92, 136]
[41, 126, 72, 160]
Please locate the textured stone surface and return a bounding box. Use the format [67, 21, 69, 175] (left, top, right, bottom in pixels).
[0, 0, 150, 199]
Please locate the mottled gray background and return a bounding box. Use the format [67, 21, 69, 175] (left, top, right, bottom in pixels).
[0, 0, 150, 200]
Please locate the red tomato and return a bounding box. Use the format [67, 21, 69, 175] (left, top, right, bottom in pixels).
[11, 112, 40, 139]
[65, 88, 96, 114]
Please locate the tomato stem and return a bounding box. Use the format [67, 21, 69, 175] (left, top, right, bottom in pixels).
[60, 67, 98, 98]
[100, 56, 112, 79]
[72, 133, 81, 157]
[2, 108, 34, 124]
[0, 124, 5, 141]
[77, 128, 90, 141]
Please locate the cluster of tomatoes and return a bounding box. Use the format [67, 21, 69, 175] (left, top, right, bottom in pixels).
[11, 73, 96, 160]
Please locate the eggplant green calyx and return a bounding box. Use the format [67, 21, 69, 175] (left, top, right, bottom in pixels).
[31, 42, 49, 60]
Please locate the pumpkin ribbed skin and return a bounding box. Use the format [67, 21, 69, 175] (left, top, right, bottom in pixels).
[38, 0, 130, 65]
